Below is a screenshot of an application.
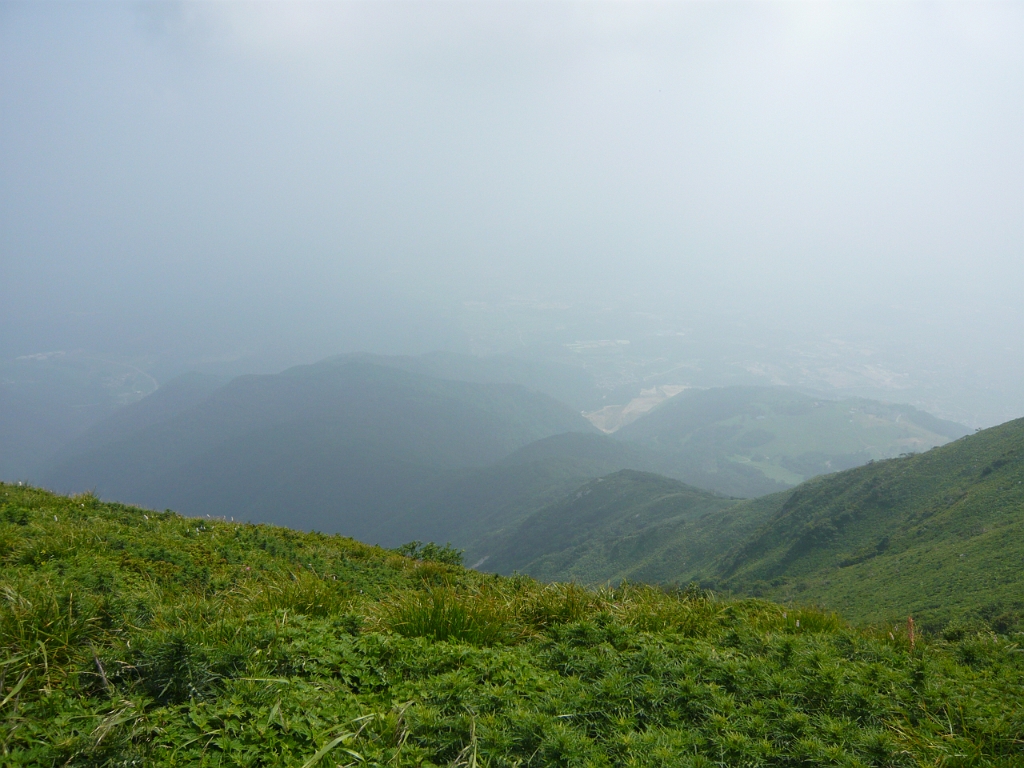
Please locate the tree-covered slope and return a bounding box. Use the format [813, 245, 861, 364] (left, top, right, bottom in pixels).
[39, 359, 594, 544]
[616, 386, 969, 497]
[2, 483, 1023, 766]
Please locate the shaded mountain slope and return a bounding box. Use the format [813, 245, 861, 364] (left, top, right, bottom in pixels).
[616, 385, 968, 497]
[45, 371, 225, 465]
[362, 433, 660, 558]
[0, 353, 159, 480]
[338, 350, 601, 410]
[40, 358, 595, 543]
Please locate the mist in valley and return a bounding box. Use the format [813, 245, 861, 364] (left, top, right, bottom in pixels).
[2, 1, 1023, 484]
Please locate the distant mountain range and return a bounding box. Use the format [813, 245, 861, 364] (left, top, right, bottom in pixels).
[34, 353, 972, 574]
[25, 350, 1024, 630]
[613, 385, 968, 497]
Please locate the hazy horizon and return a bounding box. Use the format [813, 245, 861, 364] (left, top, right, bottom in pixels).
[2, 1, 1023, 428]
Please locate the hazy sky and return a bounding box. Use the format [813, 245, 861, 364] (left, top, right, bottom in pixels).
[2, 2, 1022, 375]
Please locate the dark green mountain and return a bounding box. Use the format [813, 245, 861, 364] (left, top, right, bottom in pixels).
[615, 385, 968, 497]
[40, 358, 595, 544]
[487, 418, 1024, 632]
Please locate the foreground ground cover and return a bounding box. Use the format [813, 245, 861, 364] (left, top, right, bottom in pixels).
[1, 483, 1022, 766]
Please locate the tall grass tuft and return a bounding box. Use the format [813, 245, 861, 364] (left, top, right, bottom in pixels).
[229, 570, 353, 618]
[611, 582, 724, 636]
[0, 577, 103, 693]
[382, 586, 515, 645]
[517, 582, 604, 630]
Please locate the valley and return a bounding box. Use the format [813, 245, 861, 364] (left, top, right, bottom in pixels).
[3, 353, 1023, 766]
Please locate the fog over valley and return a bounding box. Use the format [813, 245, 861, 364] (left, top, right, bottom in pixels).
[0, 0, 1021, 547]
[3, 1, 1022, 435]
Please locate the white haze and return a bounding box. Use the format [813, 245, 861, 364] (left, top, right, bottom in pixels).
[1, 1, 1022, 425]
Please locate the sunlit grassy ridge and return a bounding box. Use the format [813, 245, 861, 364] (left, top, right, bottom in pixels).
[2, 484, 1023, 766]
[486, 419, 1024, 636]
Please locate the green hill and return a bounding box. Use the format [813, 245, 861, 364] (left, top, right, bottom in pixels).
[481, 470, 738, 582]
[488, 419, 1024, 634]
[717, 417, 1024, 632]
[2, 482, 1023, 766]
[616, 386, 968, 497]
[39, 358, 594, 544]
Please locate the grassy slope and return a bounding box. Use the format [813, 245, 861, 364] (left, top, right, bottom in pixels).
[3, 484, 1024, 766]
[717, 418, 1024, 632]
[496, 419, 1024, 635]
[482, 470, 738, 582]
[616, 386, 968, 497]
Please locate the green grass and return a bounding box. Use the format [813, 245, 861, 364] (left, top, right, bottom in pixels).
[716, 417, 1024, 633]
[2, 483, 1024, 766]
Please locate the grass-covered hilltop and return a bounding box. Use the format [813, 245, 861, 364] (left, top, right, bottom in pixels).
[3, 484, 1024, 766]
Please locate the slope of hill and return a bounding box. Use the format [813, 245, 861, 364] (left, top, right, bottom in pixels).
[3, 483, 1022, 766]
[718, 417, 1024, 631]
[616, 386, 969, 497]
[488, 419, 1024, 634]
[339, 350, 602, 410]
[44, 371, 226, 466]
[482, 470, 738, 582]
[386, 434, 644, 564]
[39, 358, 595, 543]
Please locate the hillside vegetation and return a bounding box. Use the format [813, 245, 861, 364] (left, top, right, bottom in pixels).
[719, 417, 1024, 632]
[616, 387, 967, 497]
[2, 484, 1024, 766]
[488, 419, 1024, 634]
[480, 470, 737, 582]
